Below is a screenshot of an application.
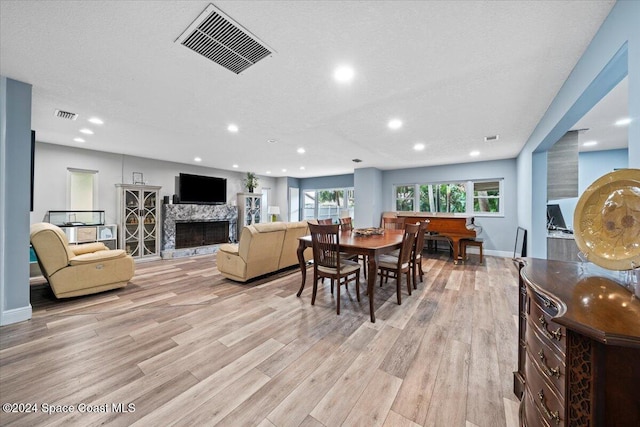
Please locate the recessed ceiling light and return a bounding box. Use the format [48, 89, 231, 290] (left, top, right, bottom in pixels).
[79, 128, 94, 135]
[227, 124, 239, 133]
[300, 166, 305, 170]
[297, 147, 306, 154]
[583, 141, 598, 147]
[194, 157, 202, 162]
[267, 139, 277, 144]
[470, 150, 480, 157]
[333, 65, 355, 83]
[388, 119, 403, 130]
[615, 117, 632, 126]
[232, 164, 239, 168]
[282, 168, 287, 173]
[266, 171, 271, 174]
[88, 117, 104, 125]
[413, 143, 425, 151]
[73, 137, 85, 143]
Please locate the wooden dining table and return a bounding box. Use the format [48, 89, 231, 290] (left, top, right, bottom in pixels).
[296, 229, 404, 322]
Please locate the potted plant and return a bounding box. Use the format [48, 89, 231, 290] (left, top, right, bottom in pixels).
[243, 172, 259, 193]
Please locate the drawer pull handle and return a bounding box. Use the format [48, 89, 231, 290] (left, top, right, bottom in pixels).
[538, 350, 561, 378]
[538, 389, 561, 424]
[542, 298, 556, 310]
[539, 315, 563, 341]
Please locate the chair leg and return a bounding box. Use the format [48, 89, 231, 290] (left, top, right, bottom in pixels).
[311, 273, 319, 306]
[396, 275, 402, 305]
[406, 270, 412, 296]
[418, 257, 424, 282]
[336, 277, 341, 315]
[355, 273, 361, 302]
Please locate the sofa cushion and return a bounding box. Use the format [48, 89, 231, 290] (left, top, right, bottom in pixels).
[218, 243, 239, 255]
[70, 242, 108, 255]
[69, 249, 128, 265]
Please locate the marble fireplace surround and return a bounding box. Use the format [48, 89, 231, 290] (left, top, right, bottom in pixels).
[161, 204, 238, 259]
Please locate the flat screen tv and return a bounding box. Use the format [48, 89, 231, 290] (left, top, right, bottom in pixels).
[178, 173, 226, 205]
[546, 204, 567, 229]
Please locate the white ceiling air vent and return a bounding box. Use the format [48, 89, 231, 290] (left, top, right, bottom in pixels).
[484, 135, 499, 142]
[54, 109, 78, 120]
[176, 4, 275, 74]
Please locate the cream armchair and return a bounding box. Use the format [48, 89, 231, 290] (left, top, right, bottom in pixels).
[30, 222, 135, 298]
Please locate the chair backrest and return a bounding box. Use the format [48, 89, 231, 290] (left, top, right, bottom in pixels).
[339, 217, 353, 231]
[317, 218, 333, 225]
[398, 223, 419, 266]
[414, 220, 430, 255]
[309, 223, 342, 272]
[383, 216, 406, 230]
[30, 222, 75, 278]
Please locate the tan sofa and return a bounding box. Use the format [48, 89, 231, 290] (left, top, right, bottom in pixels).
[217, 221, 311, 282]
[30, 222, 135, 298]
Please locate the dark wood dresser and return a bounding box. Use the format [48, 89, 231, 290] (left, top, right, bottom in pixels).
[514, 258, 640, 427]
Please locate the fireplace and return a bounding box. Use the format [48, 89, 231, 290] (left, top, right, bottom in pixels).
[175, 221, 229, 249]
[161, 203, 237, 259]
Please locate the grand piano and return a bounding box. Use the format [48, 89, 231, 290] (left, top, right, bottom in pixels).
[393, 212, 480, 263]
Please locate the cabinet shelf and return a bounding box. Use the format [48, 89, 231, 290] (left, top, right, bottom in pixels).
[117, 184, 161, 261]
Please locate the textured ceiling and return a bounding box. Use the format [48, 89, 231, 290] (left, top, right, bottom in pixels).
[0, 0, 620, 178]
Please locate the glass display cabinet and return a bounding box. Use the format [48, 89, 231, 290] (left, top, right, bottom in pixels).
[46, 210, 117, 249]
[116, 184, 162, 261]
[237, 193, 262, 236]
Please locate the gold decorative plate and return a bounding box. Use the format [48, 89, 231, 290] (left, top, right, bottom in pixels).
[573, 169, 640, 270]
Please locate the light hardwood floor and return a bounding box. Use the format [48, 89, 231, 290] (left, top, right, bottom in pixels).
[1, 252, 522, 426]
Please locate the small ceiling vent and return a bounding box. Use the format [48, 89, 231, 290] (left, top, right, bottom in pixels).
[484, 135, 499, 142]
[54, 109, 78, 120]
[176, 4, 275, 74]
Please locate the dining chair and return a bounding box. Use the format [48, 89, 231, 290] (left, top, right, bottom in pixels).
[309, 223, 361, 315]
[382, 216, 406, 230]
[317, 218, 333, 225]
[377, 223, 419, 305]
[339, 217, 367, 278]
[411, 220, 430, 288]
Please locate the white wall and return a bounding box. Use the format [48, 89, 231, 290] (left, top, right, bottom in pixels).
[32, 142, 280, 227]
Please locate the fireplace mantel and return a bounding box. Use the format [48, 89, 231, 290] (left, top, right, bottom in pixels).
[161, 204, 238, 259]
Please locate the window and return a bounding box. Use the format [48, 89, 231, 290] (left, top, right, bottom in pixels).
[395, 185, 414, 211]
[472, 180, 501, 214]
[68, 168, 97, 210]
[303, 187, 354, 222]
[394, 179, 503, 216]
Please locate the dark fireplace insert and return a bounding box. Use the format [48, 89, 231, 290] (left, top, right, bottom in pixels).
[175, 221, 229, 249]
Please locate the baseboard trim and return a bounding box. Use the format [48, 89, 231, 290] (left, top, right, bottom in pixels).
[0, 304, 32, 326]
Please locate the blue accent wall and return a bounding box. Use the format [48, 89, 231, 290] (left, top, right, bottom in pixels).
[1, 76, 33, 325]
[517, 0, 639, 256]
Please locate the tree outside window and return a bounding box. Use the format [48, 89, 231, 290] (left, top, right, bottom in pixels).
[395, 185, 414, 211]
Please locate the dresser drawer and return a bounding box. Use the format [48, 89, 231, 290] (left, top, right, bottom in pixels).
[528, 296, 566, 354]
[524, 351, 565, 426]
[524, 328, 565, 398]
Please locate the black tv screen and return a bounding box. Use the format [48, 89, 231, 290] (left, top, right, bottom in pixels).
[179, 173, 226, 204]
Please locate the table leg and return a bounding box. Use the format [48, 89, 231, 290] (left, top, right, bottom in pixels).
[296, 240, 307, 297]
[367, 254, 378, 323]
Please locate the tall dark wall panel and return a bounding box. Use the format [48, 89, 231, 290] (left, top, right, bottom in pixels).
[547, 130, 579, 199]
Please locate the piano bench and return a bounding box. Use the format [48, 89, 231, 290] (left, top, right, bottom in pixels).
[461, 238, 483, 264]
